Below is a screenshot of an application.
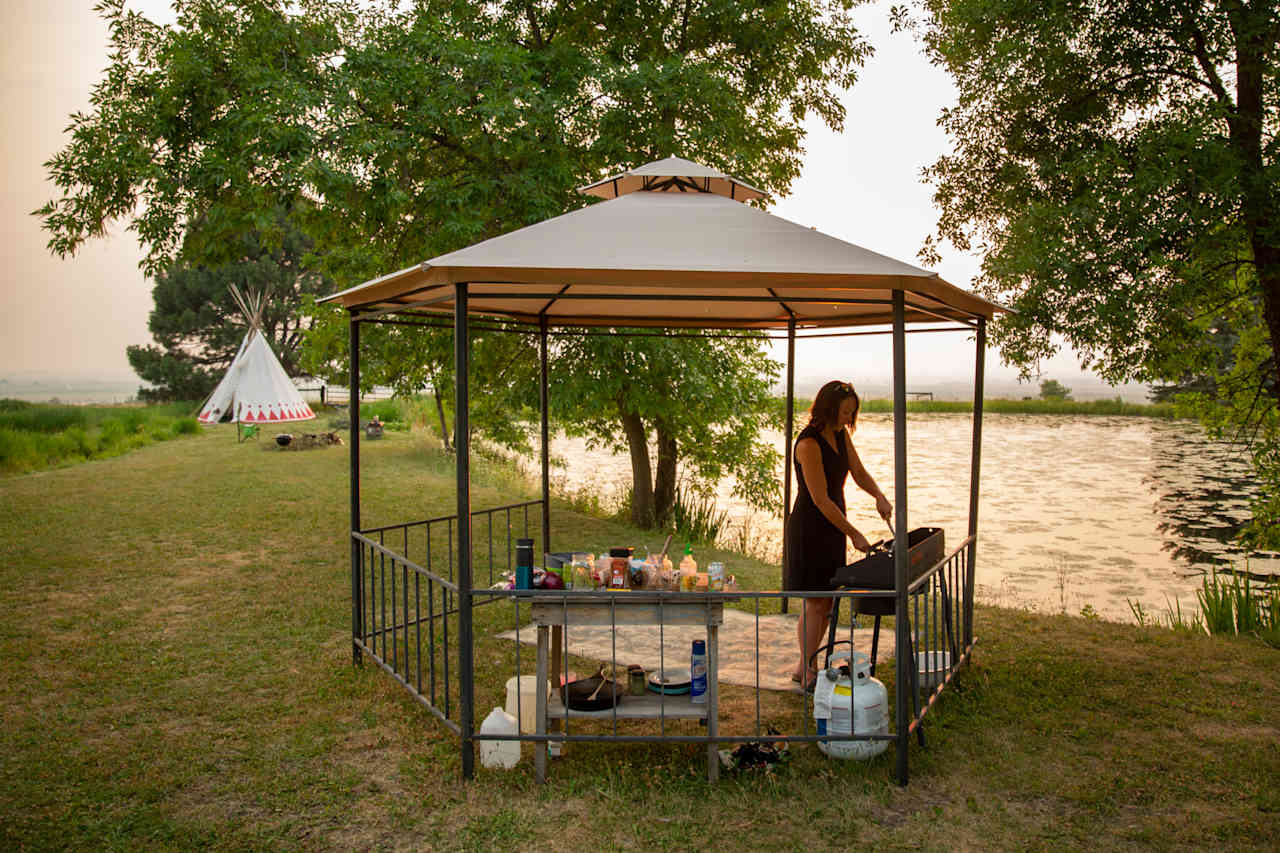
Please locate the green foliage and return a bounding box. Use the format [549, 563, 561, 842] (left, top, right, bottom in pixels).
[551, 329, 783, 527]
[1038, 379, 1071, 401]
[854, 397, 1181, 417]
[670, 483, 730, 545]
[1196, 569, 1280, 646]
[0, 402, 203, 474]
[38, 0, 870, 530]
[127, 215, 332, 402]
[912, 0, 1280, 544]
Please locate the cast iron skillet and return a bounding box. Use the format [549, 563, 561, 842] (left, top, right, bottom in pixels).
[561, 675, 625, 711]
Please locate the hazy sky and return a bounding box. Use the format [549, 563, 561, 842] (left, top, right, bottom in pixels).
[1, 0, 1115, 394]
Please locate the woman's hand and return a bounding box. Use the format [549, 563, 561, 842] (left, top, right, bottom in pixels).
[849, 528, 871, 553]
[875, 493, 892, 525]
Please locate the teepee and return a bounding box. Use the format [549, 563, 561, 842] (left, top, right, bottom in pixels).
[197, 285, 315, 426]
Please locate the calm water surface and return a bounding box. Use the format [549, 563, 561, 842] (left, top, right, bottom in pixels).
[546, 413, 1279, 623]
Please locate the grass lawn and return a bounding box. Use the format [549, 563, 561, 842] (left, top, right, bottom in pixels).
[1, 428, 1276, 851]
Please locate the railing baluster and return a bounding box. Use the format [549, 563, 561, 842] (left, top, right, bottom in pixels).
[443, 586, 451, 720]
[403, 561, 410, 679]
[391, 544, 398, 672]
[428, 577, 437, 706]
[379, 546, 386, 660]
[415, 570, 422, 694]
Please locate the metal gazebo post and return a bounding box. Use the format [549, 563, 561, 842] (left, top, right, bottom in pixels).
[455, 283, 476, 780]
[540, 314, 564, 700]
[966, 319, 986, 648]
[892, 291, 911, 786]
[349, 312, 362, 667]
[782, 315, 796, 614]
[540, 315, 551, 553]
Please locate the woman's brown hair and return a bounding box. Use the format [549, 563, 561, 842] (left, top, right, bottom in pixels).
[807, 380, 860, 432]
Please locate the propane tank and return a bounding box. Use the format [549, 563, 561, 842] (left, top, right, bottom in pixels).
[813, 651, 889, 760]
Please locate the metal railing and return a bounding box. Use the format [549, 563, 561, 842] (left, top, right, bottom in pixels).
[350, 499, 544, 730]
[351, 511, 976, 781]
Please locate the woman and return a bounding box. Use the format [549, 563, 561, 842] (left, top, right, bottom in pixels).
[784, 380, 892, 689]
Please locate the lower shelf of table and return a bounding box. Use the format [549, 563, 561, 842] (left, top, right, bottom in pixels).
[546, 692, 710, 721]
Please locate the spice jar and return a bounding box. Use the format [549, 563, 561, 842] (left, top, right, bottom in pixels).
[627, 664, 646, 696]
[608, 547, 632, 590]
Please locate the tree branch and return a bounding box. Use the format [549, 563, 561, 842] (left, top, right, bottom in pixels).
[524, 3, 544, 48]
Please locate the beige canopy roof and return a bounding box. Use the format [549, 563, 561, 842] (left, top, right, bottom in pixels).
[322, 159, 1002, 329]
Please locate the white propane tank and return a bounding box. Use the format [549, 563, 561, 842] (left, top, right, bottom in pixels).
[479, 707, 521, 769]
[813, 651, 889, 760]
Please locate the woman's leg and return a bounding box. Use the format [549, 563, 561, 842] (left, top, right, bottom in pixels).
[797, 597, 833, 685]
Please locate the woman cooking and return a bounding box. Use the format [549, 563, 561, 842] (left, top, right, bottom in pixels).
[784, 380, 892, 690]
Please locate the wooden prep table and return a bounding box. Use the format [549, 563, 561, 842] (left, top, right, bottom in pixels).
[530, 593, 725, 783]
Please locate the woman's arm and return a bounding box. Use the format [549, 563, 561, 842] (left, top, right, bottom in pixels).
[796, 437, 871, 552]
[844, 431, 893, 523]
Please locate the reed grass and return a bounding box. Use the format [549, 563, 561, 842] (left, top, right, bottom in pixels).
[671, 483, 730, 545]
[0, 399, 200, 474]
[1190, 569, 1280, 647]
[858, 397, 1180, 418]
[774, 394, 1178, 419]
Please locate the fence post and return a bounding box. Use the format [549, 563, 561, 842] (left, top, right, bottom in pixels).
[349, 313, 362, 666]
[455, 283, 475, 780]
[966, 319, 986, 647]
[892, 291, 910, 786]
[782, 315, 795, 613]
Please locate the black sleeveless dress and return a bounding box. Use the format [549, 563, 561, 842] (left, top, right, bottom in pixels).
[783, 424, 849, 591]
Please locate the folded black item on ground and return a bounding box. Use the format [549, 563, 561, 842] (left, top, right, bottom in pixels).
[719, 728, 790, 772]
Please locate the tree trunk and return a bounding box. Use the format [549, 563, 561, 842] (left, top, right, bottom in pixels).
[1253, 242, 1280, 405]
[1230, 13, 1280, 403]
[432, 371, 452, 450]
[653, 424, 678, 525]
[620, 408, 655, 527]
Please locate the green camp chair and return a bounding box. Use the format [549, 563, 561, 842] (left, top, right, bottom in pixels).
[237, 422, 259, 443]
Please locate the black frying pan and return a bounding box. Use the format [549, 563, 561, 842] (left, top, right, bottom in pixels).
[561, 676, 625, 711]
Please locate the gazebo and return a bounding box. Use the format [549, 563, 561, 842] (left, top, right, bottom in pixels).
[322, 157, 1001, 784]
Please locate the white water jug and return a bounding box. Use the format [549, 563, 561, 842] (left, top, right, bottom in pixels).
[479, 707, 521, 769]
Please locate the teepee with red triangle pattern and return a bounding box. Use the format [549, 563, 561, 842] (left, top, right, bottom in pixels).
[196, 285, 315, 427]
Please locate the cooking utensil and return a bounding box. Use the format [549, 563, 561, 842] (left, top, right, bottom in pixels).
[561, 675, 625, 711]
[657, 532, 674, 565]
[646, 666, 692, 695]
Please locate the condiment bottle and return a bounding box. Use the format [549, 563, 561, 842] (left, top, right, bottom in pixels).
[678, 545, 697, 592]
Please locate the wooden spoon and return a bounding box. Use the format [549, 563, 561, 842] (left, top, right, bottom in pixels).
[587, 677, 609, 701]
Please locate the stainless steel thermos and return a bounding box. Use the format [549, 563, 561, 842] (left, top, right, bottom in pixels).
[516, 538, 534, 589]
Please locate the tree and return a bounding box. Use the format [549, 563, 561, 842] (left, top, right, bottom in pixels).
[128, 217, 330, 402]
[38, 0, 868, 527]
[910, 0, 1280, 544]
[1038, 379, 1072, 401]
[550, 330, 783, 528]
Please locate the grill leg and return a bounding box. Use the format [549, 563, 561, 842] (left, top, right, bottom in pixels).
[869, 615, 881, 677]
[824, 597, 840, 668]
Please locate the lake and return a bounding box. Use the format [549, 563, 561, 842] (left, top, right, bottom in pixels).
[544, 413, 1280, 623]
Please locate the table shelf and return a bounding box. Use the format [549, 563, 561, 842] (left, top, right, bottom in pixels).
[547, 691, 707, 721]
